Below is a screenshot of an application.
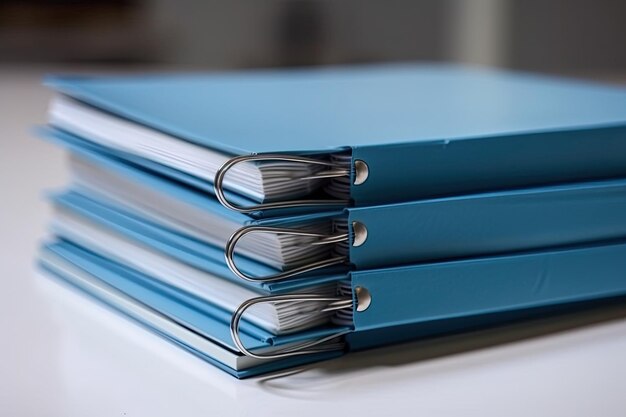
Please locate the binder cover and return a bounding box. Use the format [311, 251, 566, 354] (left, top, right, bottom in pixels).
[348, 240, 626, 333]
[45, 64, 626, 209]
[51, 192, 346, 293]
[40, 242, 346, 377]
[230, 240, 626, 361]
[39, 239, 626, 377]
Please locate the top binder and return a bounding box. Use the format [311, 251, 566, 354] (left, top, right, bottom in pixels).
[46, 63, 626, 214]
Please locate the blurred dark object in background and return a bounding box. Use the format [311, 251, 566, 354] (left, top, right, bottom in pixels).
[273, 1, 325, 67]
[0, 0, 160, 63]
[1, 0, 625, 77]
[507, 0, 626, 73]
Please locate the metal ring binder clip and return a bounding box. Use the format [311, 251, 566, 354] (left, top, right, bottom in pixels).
[225, 226, 349, 282]
[214, 154, 351, 213]
[230, 294, 354, 359]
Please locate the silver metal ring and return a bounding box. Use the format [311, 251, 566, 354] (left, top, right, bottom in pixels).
[214, 154, 351, 213]
[225, 226, 349, 282]
[230, 294, 353, 359]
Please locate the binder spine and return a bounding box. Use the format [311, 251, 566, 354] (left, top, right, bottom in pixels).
[349, 126, 626, 206]
[214, 154, 352, 213]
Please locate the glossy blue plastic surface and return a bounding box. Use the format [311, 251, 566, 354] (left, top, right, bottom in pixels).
[46, 64, 626, 206]
[349, 177, 626, 267]
[46, 64, 626, 154]
[351, 241, 626, 332]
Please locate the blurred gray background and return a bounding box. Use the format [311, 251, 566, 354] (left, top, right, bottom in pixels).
[1, 0, 625, 79]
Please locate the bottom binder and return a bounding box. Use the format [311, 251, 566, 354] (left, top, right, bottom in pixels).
[38, 238, 626, 377]
[39, 243, 346, 378]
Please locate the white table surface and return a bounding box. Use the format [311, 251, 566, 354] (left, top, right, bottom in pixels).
[2, 66, 626, 417]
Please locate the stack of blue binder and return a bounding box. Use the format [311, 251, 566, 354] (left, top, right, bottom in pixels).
[37, 64, 626, 378]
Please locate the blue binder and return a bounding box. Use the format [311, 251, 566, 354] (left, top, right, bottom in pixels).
[50, 192, 345, 294]
[39, 242, 345, 378]
[44, 127, 626, 283]
[45, 64, 626, 213]
[39, 239, 626, 378]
